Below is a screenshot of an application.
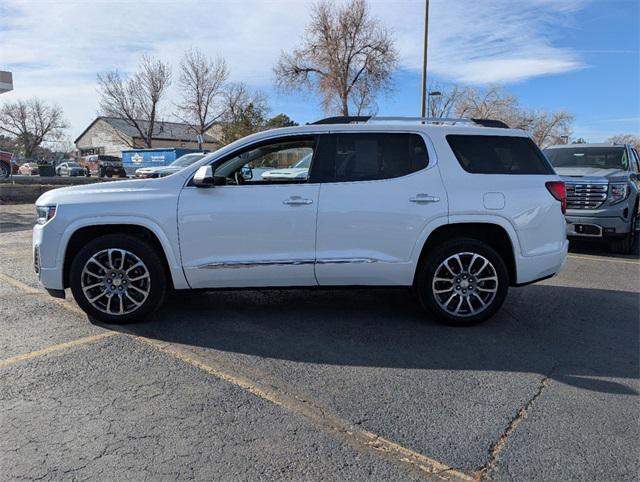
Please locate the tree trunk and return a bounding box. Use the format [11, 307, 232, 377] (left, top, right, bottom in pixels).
[341, 95, 349, 116]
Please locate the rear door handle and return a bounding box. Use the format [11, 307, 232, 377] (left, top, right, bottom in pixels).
[410, 194, 440, 203]
[283, 196, 313, 205]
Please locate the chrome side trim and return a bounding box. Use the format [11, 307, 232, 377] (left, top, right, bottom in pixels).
[199, 259, 315, 269]
[197, 257, 380, 269]
[315, 258, 378, 264]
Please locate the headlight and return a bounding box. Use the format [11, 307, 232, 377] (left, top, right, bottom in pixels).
[609, 183, 628, 205]
[36, 205, 56, 225]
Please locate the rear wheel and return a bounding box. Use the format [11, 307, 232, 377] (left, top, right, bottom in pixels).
[415, 238, 509, 326]
[70, 234, 167, 324]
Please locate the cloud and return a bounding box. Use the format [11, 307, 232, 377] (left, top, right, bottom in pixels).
[385, 0, 586, 83]
[0, 0, 587, 136]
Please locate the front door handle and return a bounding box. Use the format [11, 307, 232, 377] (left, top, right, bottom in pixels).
[410, 194, 440, 203]
[283, 196, 313, 205]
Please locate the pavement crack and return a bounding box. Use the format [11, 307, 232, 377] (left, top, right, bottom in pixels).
[474, 366, 555, 481]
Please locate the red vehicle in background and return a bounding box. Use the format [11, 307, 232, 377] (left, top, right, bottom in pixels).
[83, 154, 127, 178]
[0, 151, 19, 178]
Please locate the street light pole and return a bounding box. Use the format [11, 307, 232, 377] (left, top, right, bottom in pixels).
[420, 0, 430, 118]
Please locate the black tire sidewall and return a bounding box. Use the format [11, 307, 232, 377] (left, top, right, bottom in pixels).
[610, 205, 637, 254]
[416, 238, 509, 326]
[70, 234, 167, 324]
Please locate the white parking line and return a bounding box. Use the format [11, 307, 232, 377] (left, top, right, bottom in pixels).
[0, 270, 472, 481]
[567, 254, 640, 265]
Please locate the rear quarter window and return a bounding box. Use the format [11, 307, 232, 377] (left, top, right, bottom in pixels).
[446, 135, 554, 175]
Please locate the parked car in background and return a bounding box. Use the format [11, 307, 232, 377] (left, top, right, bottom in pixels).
[135, 152, 206, 178]
[84, 155, 127, 178]
[18, 162, 39, 176]
[56, 161, 85, 177]
[261, 152, 312, 180]
[544, 143, 640, 253]
[34, 116, 568, 326]
[123, 148, 203, 176]
[0, 151, 19, 178]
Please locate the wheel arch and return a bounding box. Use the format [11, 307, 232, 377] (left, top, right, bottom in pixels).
[413, 220, 518, 286]
[61, 218, 188, 290]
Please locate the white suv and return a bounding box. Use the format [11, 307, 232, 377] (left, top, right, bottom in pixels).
[33, 116, 568, 325]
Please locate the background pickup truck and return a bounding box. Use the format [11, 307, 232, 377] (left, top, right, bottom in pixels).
[544, 142, 640, 253]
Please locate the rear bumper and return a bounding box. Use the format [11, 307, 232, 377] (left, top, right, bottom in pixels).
[515, 239, 568, 285]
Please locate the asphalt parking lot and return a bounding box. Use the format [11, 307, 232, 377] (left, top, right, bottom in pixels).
[1, 203, 638, 481]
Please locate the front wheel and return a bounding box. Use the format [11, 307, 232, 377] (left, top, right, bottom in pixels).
[415, 238, 509, 326]
[70, 234, 167, 324]
[610, 206, 637, 255]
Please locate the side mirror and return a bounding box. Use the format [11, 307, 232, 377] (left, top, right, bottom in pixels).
[193, 165, 215, 186]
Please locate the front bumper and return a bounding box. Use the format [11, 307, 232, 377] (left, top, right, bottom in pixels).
[33, 222, 64, 291]
[565, 213, 631, 237]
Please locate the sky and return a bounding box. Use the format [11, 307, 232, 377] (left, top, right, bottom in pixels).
[0, 0, 638, 144]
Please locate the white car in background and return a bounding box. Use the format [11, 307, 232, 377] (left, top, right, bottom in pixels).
[261, 153, 312, 180]
[135, 153, 207, 178]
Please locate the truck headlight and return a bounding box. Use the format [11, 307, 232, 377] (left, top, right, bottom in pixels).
[36, 205, 56, 224]
[609, 183, 628, 205]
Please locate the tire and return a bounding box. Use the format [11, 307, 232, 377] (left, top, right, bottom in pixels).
[414, 238, 509, 326]
[610, 206, 637, 255]
[69, 234, 167, 324]
[0, 162, 9, 179]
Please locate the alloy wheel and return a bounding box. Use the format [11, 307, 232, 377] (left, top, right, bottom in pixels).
[80, 248, 151, 315]
[432, 252, 498, 318]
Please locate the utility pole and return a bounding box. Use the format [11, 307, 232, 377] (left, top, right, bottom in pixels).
[420, 0, 430, 118]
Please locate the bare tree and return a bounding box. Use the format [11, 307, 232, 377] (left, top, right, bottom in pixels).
[219, 83, 270, 145]
[97, 55, 172, 148]
[176, 48, 229, 149]
[274, 0, 398, 116]
[608, 134, 640, 151]
[525, 110, 574, 148]
[0, 98, 68, 159]
[455, 86, 520, 122]
[448, 85, 573, 147]
[426, 83, 464, 118]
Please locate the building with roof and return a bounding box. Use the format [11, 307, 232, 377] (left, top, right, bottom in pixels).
[74, 117, 221, 158]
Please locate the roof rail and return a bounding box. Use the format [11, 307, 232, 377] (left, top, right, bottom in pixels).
[470, 118, 510, 128]
[310, 116, 371, 125]
[310, 115, 509, 128]
[368, 116, 473, 124]
[368, 116, 510, 128]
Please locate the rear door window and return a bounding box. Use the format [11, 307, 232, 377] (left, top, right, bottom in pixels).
[446, 135, 554, 174]
[312, 133, 428, 183]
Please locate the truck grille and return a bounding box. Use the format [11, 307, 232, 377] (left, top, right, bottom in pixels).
[565, 182, 608, 209]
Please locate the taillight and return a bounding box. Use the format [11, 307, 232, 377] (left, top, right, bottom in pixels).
[546, 181, 566, 214]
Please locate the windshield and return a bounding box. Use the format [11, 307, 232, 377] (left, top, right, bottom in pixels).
[544, 147, 628, 170]
[67, 162, 80, 167]
[171, 153, 205, 168]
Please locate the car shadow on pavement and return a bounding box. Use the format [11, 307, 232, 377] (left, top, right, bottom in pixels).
[103, 283, 639, 396]
[569, 238, 640, 259]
